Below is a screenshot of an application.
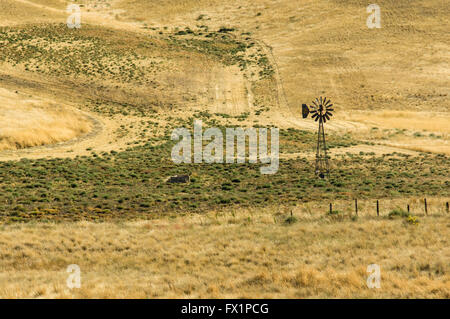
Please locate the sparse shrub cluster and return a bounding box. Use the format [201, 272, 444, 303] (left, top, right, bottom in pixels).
[0, 135, 447, 223]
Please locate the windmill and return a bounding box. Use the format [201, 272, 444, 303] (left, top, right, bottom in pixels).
[302, 97, 334, 178]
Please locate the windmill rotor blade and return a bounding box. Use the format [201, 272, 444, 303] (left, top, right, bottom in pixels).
[309, 97, 335, 122]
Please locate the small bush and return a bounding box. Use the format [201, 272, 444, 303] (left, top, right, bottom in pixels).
[285, 214, 298, 224]
[388, 208, 409, 218]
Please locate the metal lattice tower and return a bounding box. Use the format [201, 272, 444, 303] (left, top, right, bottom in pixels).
[302, 97, 334, 178]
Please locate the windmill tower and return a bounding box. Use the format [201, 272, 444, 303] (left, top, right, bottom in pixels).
[302, 97, 334, 178]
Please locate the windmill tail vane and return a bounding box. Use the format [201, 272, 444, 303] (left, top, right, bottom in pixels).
[302, 97, 334, 178]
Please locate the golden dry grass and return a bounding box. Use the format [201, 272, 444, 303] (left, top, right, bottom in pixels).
[0, 0, 448, 300]
[340, 110, 450, 154]
[0, 201, 448, 298]
[0, 88, 91, 150]
[116, 0, 223, 22]
[115, 0, 449, 112]
[112, 0, 450, 155]
[0, 0, 448, 157]
[0, 0, 65, 26]
[342, 111, 450, 134]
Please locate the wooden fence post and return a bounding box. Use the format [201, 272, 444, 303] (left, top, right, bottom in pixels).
[355, 199, 358, 216]
[424, 198, 428, 215]
[330, 203, 332, 214]
[446, 202, 449, 214]
[407, 204, 410, 213]
[376, 200, 379, 217]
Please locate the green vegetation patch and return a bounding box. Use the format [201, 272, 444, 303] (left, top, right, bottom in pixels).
[0, 137, 447, 223]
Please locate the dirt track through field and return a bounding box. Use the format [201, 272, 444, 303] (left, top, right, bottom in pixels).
[1, 0, 438, 160]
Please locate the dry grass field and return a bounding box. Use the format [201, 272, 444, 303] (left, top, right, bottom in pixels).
[0, 201, 448, 298]
[0, 87, 92, 150]
[0, 0, 448, 298]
